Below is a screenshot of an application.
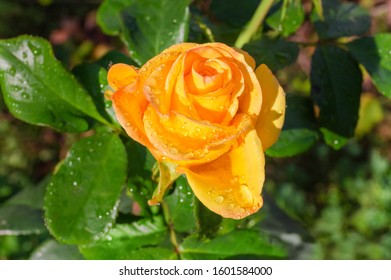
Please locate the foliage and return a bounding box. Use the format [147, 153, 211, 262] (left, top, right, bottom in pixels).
[0, 0, 390, 260]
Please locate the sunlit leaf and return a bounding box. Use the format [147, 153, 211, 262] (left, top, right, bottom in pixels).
[347, 34, 391, 98]
[266, 129, 319, 157]
[267, 0, 305, 37]
[79, 217, 170, 259]
[0, 35, 107, 132]
[45, 132, 127, 244]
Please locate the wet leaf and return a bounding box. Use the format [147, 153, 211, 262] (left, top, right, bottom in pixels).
[97, 0, 191, 65]
[0, 35, 107, 132]
[45, 132, 127, 244]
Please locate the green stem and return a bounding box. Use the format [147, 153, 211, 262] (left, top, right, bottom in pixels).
[234, 0, 275, 48]
[161, 201, 181, 259]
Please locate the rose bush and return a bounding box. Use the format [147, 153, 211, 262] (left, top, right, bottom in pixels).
[108, 42, 285, 219]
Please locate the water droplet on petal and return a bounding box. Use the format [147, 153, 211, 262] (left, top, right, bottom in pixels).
[237, 184, 254, 206]
[215, 195, 224, 204]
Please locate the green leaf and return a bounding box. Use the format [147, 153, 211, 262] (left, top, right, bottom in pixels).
[266, 129, 319, 157]
[45, 132, 127, 244]
[347, 34, 391, 98]
[79, 217, 169, 259]
[0, 35, 107, 132]
[6, 179, 47, 209]
[0, 182, 47, 235]
[195, 199, 222, 239]
[180, 230, 286, 260]
[30, 240, 84, 260]
[0, 205, 46, 236]
[209, 0, 260, 28]
[72, 63, 118, 125]
[165, 176, 196, 233]
[320, 128, 349, 150]
[125, 138, 157, 215]
[284, 94, 317, 130]
[310, 46, 362, 141]
[266, 0, 305, 37]
[97, 0, 191, 65]
[355, 93, 384, 137]
[243, 37, 299, 72]
[311, 0, 371, 40]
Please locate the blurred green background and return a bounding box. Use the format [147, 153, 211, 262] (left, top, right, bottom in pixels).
[1, 0, 391, 260]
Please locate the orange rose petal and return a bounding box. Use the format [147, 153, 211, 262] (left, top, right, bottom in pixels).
[143, 105, 252, 164]
[255, 64, 286, 150]
[185, 129, 264, 219]
[205, 44, 262, 118]
[107, 63, 138, 90]
[140, 43, 198, 115]
[112, 85, 151, 147]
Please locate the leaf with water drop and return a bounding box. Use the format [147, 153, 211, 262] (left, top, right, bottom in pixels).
[124, 138, 157, 216]
[45, 132, 127, 244]
[266, 0, 305, 37]
[79, 217, 171, 259]
[0, 35, 108, 132]
[72, 63, 119, 126]
[310, 45, 362, 148]
[165, 176, 196, 233]
[347, 34, 391, 98]
[97, 0, 191, 65]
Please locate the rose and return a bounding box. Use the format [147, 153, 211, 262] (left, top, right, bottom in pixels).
[108, 42, 285, 219]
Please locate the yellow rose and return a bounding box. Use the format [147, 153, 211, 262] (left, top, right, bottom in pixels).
[108, 42, 285, 219]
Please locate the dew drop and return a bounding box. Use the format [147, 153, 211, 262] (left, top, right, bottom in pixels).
[73, 181, 78, 186]
[172, 19, 177, 24]
[98, 215, 102, 219]
[143, 85, 152, 95]
[215, 195, 224, 204]
[237, 184, 253, 206]
[333, 140, 339, 145]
